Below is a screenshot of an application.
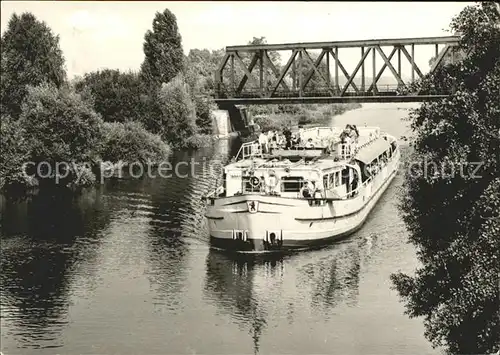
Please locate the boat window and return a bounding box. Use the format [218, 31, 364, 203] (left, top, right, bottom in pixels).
[341, 168, 349, 186]
[323, 174, 329, 189]
[359, 163, 369, 182]
[335, 172, 340, 186]
[281, 176, 305, 192]
[242, 176, 263, 193]
[380, 152, 388, 164]
[329, 173, 335, 187]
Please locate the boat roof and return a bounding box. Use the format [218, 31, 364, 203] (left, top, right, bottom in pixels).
[355, 138, 391, 164]
[270, 148, 326, 159]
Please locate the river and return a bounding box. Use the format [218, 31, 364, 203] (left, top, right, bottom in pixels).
[0, 103, 438, 355]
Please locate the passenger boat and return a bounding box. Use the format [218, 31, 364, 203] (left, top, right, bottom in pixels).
[203, 124, 400, 253]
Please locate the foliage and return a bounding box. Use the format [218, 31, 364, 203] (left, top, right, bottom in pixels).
[252, 103, 362, 132]
[140, 8, 184, 87]
[99, 121, 171, 165]
[193, 95, 216, 134]
[224, 37, 281, 94]
[0, 115, 36, 191]
[390, 3, 500, 354]
[74, 69, 150, 123]
[184, 133, 217, 150]
[154, 74, 198, 148]
[19, 83, 103, 173]
[184, 49, 222, 134]
[0, 12, 66, 118]
[286, 51, 333, 92]
[185, 48, 226, 93]
[67, 163, 96, 188]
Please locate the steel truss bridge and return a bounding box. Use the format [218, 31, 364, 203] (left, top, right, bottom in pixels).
[214, 36, 460, 107]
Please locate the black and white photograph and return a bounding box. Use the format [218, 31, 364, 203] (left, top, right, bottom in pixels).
[0, 1, 499, 354]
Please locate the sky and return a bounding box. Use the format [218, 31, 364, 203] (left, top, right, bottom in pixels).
[1, 1, 473, 79]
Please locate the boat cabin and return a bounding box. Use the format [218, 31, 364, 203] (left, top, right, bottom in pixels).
[214, 125, 397, 201]
[223, 154, 357, 200]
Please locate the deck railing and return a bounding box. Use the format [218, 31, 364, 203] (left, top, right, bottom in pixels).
[235, 141, 262, 160]
[338, 143, 355, 160]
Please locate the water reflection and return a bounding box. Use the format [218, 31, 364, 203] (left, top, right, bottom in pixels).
[0, 189, 111, 349]
[204, 238, 365, 354]
[145, 139, 238, 311]
[204, 251, 274, 354]
[297, 241, 361, 313]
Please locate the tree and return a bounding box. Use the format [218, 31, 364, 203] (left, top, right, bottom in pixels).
[231, 37, 281, 93]
[185, 48, 226, 93]
[390, 2, 500, 354]
[74, 69, 150, 123]
[154, 74, 197, 148]
[0, 115, 33, 191]
[140, 9, 184, 87]
[184, 49, 225, 135]
[283, 51, 333, 93]
[1, 12, 66, 118]
[19, 84, 103, 185]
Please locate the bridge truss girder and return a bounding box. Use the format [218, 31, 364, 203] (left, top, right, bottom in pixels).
[215, 36, 460, 103]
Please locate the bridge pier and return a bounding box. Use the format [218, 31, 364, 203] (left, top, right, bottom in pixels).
[216, 104, 251, 136]
[211, 110, 232, 138]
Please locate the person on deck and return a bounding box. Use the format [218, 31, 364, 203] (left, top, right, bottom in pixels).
[283, 126, 292, 150]
[298, 126, 304, 143]
[258, 131, 268, 154]
[267, 130, 275, 151]
[305, 138, 315, 148]
[271, 130, 278, 149]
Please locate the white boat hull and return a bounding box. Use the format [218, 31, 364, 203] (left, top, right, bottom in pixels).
[206, 152, 399, 253]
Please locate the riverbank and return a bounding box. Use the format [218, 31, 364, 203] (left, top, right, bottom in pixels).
[253, 102, 363, 132]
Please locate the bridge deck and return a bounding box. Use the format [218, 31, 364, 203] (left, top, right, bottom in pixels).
[215, 95, 448, 106]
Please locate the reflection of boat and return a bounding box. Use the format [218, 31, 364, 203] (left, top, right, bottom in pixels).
[204, 251, 276, 355]
[203, 124, 400, 253]
[204, 244, 361, 354]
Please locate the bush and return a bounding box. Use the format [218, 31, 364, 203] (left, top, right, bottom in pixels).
[19, 84, 103, 185]
[99, 121, 171, 165]
[67, 163, 96, 188]
[184, 133, 216, 149]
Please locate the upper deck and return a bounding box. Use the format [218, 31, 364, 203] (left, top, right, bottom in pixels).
[230, 125, 383, 170]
